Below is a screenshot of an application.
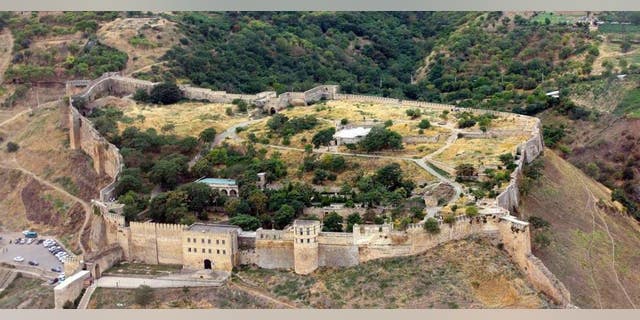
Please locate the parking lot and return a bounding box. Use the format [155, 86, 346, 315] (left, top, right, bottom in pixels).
[0, 232, 65, 275]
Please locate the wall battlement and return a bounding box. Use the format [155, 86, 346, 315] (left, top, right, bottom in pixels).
[64, 73, 568, 307]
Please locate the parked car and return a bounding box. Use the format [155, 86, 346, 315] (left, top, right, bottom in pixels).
[26, 238, 34, 245]
[13, 256, 24, 262]
[49, 278, 59, 285]
[24, 231, 38, 238]
[58, 275, 65, 282]
[28, 260, 39, 266]
[37, 239, 44, 245]
[51, 266, 62, 273]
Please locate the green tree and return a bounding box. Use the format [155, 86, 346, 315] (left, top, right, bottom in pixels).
[418, 119, 431, 129]
[274, 204, 296, 229]
[423, 217, 440, 234]
[345, 212, 362, 232]
[465, 205, 479, 218]
[229, 214, 261, 231]
[149, 82, 183, 105]
[178, 182, 216, 216]
[199, 127, 217, 143]
[311, 127, 336, 147]
[323, 212, 343, 232]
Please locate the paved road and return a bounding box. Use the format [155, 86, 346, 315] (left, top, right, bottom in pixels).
[95, 276, 224, 289]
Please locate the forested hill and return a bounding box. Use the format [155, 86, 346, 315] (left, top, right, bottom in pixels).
[163, 12, 474, 96]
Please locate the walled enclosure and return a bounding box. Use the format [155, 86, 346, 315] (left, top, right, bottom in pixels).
[64, 73, 569, 307]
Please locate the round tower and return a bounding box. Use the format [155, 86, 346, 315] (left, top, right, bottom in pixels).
[293, 220, 320, 275]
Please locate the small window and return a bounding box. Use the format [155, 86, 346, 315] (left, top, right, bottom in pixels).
[223, 250, 226, 255]
[216, 239, 219, 245]
[187, 238, 191, 243]
[306, 228, 310, 235]
[208, 239, 211, 244]
[202, 248, 205, 253]
[188, 248, 191, 252]
[307, 238, 310, 243]
[201, 238, 204, 243]
[222, 240, 225, 245]
[208, 249, 212, 253]
[217, 249, 220, 254]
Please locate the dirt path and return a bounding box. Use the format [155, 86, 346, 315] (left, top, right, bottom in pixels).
[583, 185, 604, 309]
[127, 61, 166, 76]
[0, 28, 14, 84]
[585, 186, 637, 308]
[0, 158, 91, 255]
[229, 280, 296, 309]
[0, 108, 31, 128]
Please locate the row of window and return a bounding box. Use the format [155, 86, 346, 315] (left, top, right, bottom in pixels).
[187, 237, 225, 245]
[298, 227, 316, 236]
[187, 247, 227, 255]
[297, 238, 317, 244]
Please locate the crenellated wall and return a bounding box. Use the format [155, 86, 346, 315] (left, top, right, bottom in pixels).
[63, 73, 567, 307]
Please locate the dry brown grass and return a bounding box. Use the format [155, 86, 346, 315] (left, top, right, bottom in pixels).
[97, 17, 180, 74]
[519, 150, 640, 308]
[236, 238, 549, 308]
[434, 136, 526, 167]
[118, 100, 251, 137]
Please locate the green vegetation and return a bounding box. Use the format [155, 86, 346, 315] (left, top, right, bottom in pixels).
[267, 114, 319, 137]
[134, 285, 154, 307]
[615, 87, 640, 118]
[311, 127, 336, 148]
[5, 142, 19, 153]
[165, 12, 471, 96]
[323, 212, 343, 232]
[358, 126, 403, 152]
[423, 217, 440, 234]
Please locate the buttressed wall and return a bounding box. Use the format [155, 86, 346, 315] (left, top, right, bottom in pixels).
[65, 73, 568, 307]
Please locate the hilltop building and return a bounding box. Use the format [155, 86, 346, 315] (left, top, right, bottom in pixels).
[333, 127, 371, 145]
[196, 177, 239, 197]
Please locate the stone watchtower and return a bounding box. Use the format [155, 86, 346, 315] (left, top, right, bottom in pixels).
[292, 220, 320, 275]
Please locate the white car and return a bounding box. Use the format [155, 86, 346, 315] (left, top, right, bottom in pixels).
[13, 256, 24, 262]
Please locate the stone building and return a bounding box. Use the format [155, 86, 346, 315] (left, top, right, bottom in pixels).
[333, 127, 371, 146]
[196, 177, 239, 197]
[182, 223, 240, 272]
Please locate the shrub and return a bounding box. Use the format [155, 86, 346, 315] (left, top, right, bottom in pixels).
[423, 217, 440, 234]
[149, 82, 183, 105]
[133, 89, 150, 102]
[6, 142, 19, 152]
[199, 127, 217, 143]
[418, 119, 431, 129]
[134, 285, 154, 306]
[443, 215, 456, 225]
[465, 205, 479, 218]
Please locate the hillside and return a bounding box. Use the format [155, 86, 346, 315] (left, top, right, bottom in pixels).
[519, 150, 640, 308]
[88, 238, 551, 309]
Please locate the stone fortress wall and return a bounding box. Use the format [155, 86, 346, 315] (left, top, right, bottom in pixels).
[63, 73, 569, 307]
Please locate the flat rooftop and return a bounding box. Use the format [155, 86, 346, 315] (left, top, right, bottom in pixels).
[334, 127, 371, 139]
[294, 219, 320, 226]
[196, 178, 237, 186]
[187, 223, 241, 234]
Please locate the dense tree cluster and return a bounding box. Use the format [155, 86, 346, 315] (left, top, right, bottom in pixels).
[164, 12, 471, 96]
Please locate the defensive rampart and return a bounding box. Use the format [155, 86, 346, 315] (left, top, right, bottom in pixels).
[63, 74, 567, 307]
